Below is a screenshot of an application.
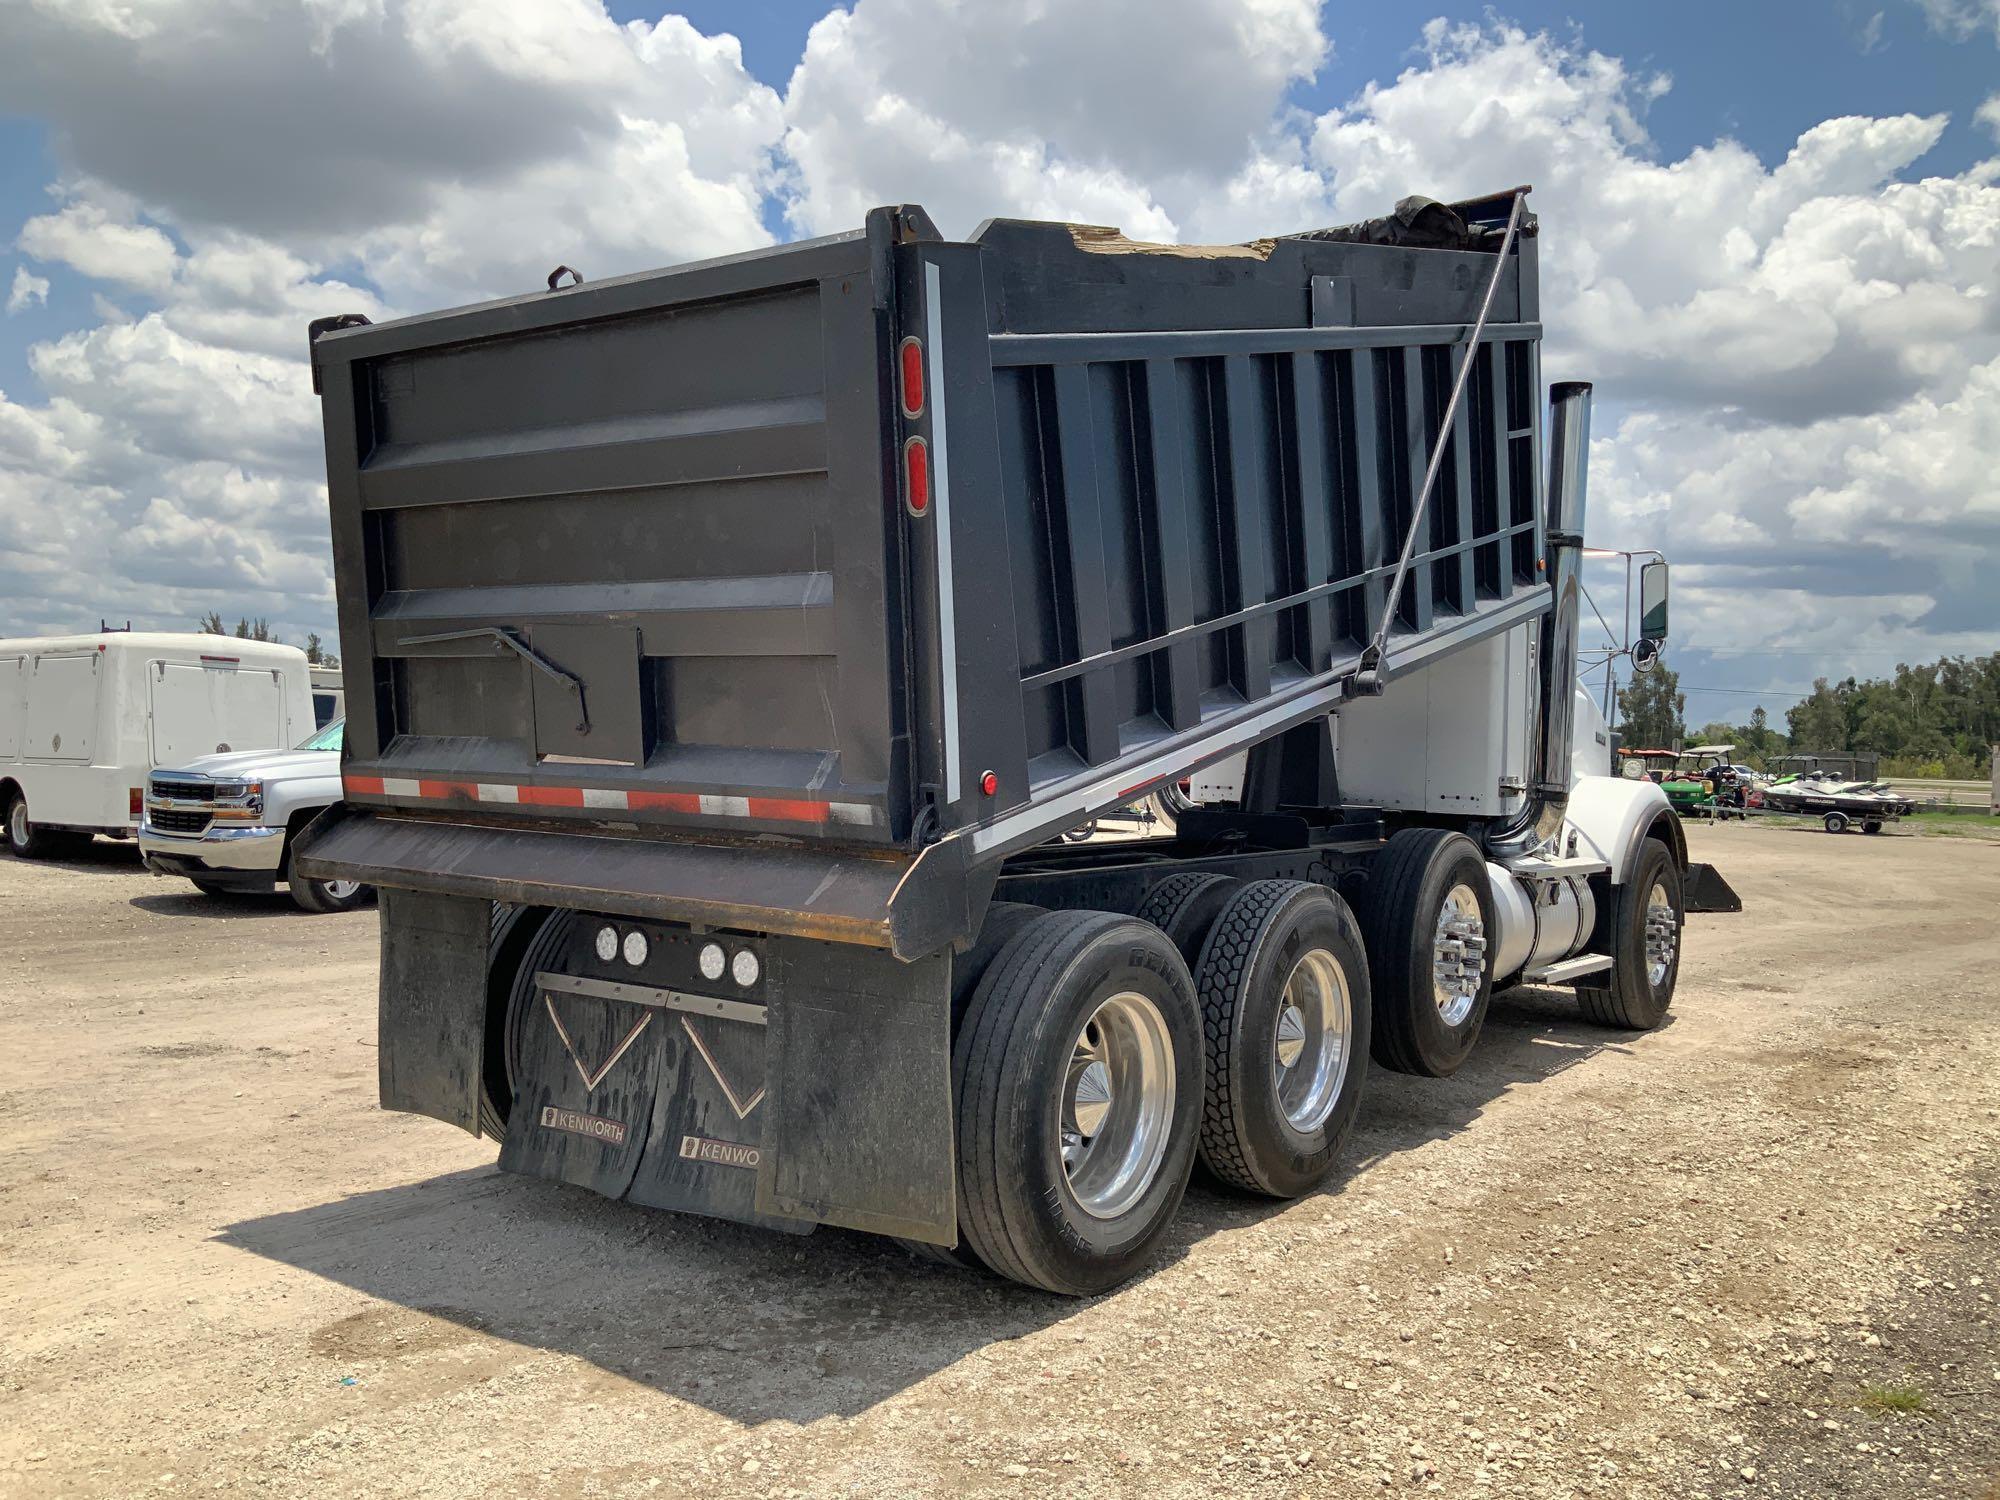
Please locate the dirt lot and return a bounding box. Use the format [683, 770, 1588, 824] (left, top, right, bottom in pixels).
[3, 823, 1997, 1499]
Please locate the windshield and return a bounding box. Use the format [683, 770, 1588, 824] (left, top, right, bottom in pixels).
[297, 719, 344, 752]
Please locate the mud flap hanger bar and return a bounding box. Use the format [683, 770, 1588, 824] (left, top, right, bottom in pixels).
[1349, 187, 1530, 698]
[401, 626, 591, 734]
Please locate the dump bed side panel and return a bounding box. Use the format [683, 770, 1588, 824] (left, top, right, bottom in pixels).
[904, 222, 1548, 857]
[313, 226, 910, 845]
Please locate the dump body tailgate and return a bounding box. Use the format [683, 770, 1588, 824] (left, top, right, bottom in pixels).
[310, 218, 914, 845]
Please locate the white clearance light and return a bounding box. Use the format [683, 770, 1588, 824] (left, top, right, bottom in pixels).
[622, 930, 649, 967]
[698, 942, 726, 981]
[731, 949, 760, 988]
[594, 925, 619, 962]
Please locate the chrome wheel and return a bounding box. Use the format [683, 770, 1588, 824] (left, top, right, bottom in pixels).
[1431, 883, 1486, 1026]
[7, 800, 26, 848]
[1272, 947, 1354, 1132]
[1060, 991, 1176, 1220]
[1643, 880, 1678, 989]
[323, 878, 361, 902]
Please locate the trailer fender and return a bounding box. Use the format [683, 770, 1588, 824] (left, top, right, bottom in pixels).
[1564, 774, 1681, 886]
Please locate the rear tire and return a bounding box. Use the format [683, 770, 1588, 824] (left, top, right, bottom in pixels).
[1824, 811, 1849, 834]
[289, 872, 372, 914]
[1575, 839, 1682, 1030]
[954, 909, 1201, 1295]
[5, 793, 57, 858]
[1862, 819, 1883, 835]
[1134, 872, 1240, 965]
[1191, 880, 1371, 1198]
[897, 901, 1049, 1272]
[1359, 829, 1494, 1078]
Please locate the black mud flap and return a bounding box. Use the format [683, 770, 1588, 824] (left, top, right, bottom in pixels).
[377, 888, 489, 1133]
[1684, 861, 1743, 914]
[496, 922, 955, 1244]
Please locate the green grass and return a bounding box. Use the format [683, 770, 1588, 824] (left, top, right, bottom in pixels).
[1858, 1381, 1931, 1415]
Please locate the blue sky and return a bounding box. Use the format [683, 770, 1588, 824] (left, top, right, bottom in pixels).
[0, 0, 1994, 736]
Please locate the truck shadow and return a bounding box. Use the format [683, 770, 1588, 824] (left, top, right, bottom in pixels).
[219, 984, 1642, 1426]
[129, 889, 301, 918]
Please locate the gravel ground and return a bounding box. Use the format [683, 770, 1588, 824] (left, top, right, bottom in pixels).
[1, 821, 1996, 1499]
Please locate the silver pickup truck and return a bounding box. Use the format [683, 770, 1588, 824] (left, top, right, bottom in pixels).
[141, 719, 370, 913]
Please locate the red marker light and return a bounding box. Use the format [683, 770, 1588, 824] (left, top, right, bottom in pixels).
[904, 436, 930, 516]
[899, 336, 924, 417]
[129, 786, 143, 819]
[979, 769, 998, 797]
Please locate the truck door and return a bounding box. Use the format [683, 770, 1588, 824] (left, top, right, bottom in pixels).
[0, 656, 22, 759]
[150, 662, 289, 766]
[23, 654, 97, 761]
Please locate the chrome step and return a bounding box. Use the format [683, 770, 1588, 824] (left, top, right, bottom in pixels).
[1503, 854, 1610, 880]
[1520, 953, 1613, 985]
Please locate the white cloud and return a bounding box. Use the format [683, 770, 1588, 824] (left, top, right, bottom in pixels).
[5, 266, 49, 314]
[780, 0, 1328, 239]
[0, 0, 1993, 689]
[1912, 0, 2000, 41]
[17, 192, 179, 293]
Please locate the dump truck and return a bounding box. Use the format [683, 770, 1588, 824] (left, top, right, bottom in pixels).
[299, 189, 1733, 1295]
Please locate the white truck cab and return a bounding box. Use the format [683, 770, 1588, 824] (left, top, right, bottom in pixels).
[2, 632, 311, 859]
[141, 719, 370, 912]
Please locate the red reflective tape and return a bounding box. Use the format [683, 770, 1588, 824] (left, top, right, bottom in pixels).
[746, 797, 830, 823]
[517, 785, 587, 807]
[344, 775, 385, 795]
[626, 790, 702, 814]
[418, 778, 477, 801]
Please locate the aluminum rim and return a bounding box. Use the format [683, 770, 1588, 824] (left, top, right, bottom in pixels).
[1272, 947, 1353, 1133]
[1431, 883, 1486, 1027]
[1643, 880, 1678, 989]
[323, 878, 361, 902]
[7, 800, 25, 848]
[1060, 990, 1176, 1220]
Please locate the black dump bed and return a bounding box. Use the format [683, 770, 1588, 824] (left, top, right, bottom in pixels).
[301, 193, 1548, 955]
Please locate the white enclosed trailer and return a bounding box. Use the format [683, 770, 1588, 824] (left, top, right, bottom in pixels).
[0, 632, 312, 858]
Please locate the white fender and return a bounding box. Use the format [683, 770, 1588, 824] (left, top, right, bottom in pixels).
[1565, 773, 1682, 885]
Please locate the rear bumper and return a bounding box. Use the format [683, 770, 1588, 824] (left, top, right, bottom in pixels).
[140, 823, 285, 876]
[294, 803, 988, 961]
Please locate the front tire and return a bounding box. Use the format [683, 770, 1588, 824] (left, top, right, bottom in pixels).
[1824, 811, 1849, 834]
[1575, 839, 1682, 1030]
[1191, 880, 1371, 1198]
[954, 910, 1201, 1295]
[289, 872, 372, 914]
[1359, 829, 1494, 1078]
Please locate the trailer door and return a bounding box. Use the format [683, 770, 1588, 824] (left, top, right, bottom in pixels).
[150, 662, 288, 766]
[23, 653, 97, 761]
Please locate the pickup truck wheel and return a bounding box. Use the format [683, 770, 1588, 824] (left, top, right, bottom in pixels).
[1360, 828, 1493, 1078]
[1575, 839, 1682, 1030]
[5, 794, 57, 859]
[1135, 872, 1240, 964]
[954, 909, 1201, 1296]
[289, 872, 372, 914]
[1191, 880, 1371, 1198]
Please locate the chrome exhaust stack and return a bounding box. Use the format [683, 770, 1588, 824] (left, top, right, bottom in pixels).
[1489, 380, 1591, 859]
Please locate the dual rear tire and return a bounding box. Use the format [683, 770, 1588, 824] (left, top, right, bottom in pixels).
[948, 881, 1373, 1294]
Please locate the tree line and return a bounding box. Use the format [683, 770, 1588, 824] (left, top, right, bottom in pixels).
[195, 612, 339, 668]
[1616, 653, 2000, 778]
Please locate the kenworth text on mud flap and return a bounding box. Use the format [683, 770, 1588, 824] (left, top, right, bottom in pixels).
[297, 190, 1739, 1295]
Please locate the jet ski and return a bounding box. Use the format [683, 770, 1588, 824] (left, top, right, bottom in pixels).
[1757, 772, 1912, 832]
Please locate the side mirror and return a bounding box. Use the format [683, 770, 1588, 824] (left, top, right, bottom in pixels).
[1631, 636, 1662, 673]
[1639, 560, 1669, 640]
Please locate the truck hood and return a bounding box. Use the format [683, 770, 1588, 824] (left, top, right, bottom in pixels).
[155, 748, 338, 782]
